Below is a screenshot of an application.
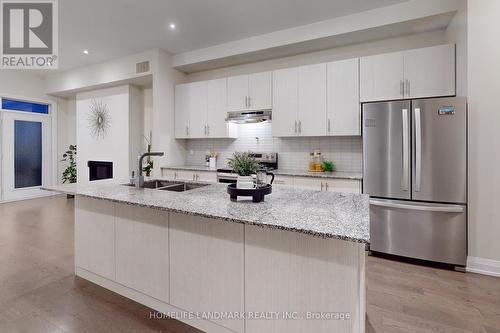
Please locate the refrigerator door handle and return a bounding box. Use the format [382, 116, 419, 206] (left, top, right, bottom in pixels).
[401, 109, 409, 191]
[370, 199, 465, 213]
[415, 107, 422, 192]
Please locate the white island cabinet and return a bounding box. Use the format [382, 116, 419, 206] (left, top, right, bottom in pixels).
[68, 182, 368, 333]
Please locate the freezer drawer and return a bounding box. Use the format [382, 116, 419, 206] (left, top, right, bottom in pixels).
[369, 199, 467, 266]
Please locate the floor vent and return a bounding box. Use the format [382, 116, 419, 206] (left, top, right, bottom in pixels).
[136, 61, 150, 74]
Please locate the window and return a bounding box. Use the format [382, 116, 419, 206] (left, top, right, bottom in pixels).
[2, 98, 49, 114]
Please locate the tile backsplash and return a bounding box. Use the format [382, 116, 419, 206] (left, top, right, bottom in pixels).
[185, 122, 362, 172]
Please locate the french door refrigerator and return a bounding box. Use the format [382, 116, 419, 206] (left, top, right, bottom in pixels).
[363, 97, 467, 267]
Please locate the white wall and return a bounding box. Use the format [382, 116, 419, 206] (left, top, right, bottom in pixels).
[467, 0, 500, 267]
[150, 50, 187, 175]
[76, 85, 143, 184]
[186, 30, 448, 82]
[57, 97, 76, 183]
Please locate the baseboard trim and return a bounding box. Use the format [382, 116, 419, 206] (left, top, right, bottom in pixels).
[467, 256, 500, 277]
[75, 267, 236, 333]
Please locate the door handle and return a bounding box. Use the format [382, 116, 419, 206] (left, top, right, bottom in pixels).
[401, 109, 409, 191]
[325, 183, 329, 191]
[207, 125, 210, 136]
[320, 182, 324, 191]
[370, 199, 465, 213]
[328, 119, 331, 133]
[294, 120, 297, 133]
[400, 80, 404, 97]
[204, 125, 207, 136]
[415, 108, 422, 192]
[298, 120, 302, 134]
[405, 80, 410, 97]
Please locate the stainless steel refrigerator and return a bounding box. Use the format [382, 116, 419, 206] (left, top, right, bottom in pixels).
[362, 97, 467, 267]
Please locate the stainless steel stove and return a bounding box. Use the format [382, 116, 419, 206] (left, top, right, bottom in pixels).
[216, 152, 278, 183]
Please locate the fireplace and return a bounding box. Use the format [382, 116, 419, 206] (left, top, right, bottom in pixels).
[88, 161, 113, 181]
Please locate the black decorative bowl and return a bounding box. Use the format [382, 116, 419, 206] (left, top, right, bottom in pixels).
[227, 184, 272, 203]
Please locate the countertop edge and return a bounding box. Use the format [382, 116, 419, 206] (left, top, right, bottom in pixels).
[161, 166, 363, 180]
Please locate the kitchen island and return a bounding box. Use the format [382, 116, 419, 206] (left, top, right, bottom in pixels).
[44, 181, 369, 333]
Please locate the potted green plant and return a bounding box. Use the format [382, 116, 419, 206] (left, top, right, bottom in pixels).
[61, 144, 77, 198]
[227, 152, 259, 189]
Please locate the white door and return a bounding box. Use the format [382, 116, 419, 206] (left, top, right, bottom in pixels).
[2, 111, 52, 201]
[188, 81, 208, 138]
[404, 44, 456, 99]
[360, 51, 404, 102]
[298, 63, 327, 137]
[327, 58, 360, 136]
[248, 72, 272, 110]
[206, 78, 228, 138]
[174, 84, 190, 138]
[272, 67, 298, 137]
[227, 75, 249, 112]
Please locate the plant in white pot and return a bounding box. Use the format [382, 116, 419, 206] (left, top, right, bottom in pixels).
[227, 152, 259, 189]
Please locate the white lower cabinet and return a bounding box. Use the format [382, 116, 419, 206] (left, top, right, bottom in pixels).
[293, 176, 361, 194]
[115, 203, 169, 302]
[169, 213, 245, 333]
[272, 175, 294, 186]
[161, 169, 217, 182]
[245, 225, 365, 333]
[75, 197, 116, 281]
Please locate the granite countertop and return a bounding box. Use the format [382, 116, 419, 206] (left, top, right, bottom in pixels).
[43, 181, 369, 243]
[161, 165, 363, 180]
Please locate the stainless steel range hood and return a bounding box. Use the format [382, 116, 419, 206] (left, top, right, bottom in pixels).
[226, 110, 272, 124]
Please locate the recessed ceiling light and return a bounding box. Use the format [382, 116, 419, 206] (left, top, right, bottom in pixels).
[168, 23, 176, 31]
[83, 50, 89, 55]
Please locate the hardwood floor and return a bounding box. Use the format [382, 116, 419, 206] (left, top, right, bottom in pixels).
[0, 195, 498, 332]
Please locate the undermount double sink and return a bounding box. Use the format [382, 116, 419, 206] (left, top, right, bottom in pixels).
[124, 180, 209, 192]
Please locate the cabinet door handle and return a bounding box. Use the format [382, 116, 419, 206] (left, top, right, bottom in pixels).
[400, 80, 404, 97]
[405, 80, 410, 96]
[207, 125, 210, 136]
[248, 96, 251, 108]
[325, 183, 329, 191]
[294, 120, 297, 133]
[328, 119, 331, 133]
[174, 172, 177, 179]
[320, 182, 324, 191]
[298, 120, 302, 134]
[204, 125, 207, 136]
[186, 126, 189, 136]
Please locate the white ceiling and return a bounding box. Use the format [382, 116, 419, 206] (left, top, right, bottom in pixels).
[57, 0, 409, 71]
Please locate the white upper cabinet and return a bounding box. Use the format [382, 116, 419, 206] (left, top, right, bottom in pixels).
[175, 80, 236, 139]
[360, 51, 404, 102]
[360, 44, 456, 102]
[327, 58, 360, 136]
[248, 72, 272, 110]
[273, 64, 328, 137]
[272, 67, 298, 137]
[404, 44, 455, 99]
[206, 78, 231, 138]
[188, 81, 208, 138]
[227, 72, 272, 111]
[298, 63, 327, 137]
[174, 84, 190, 138]
[227, 75, 249, 112]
